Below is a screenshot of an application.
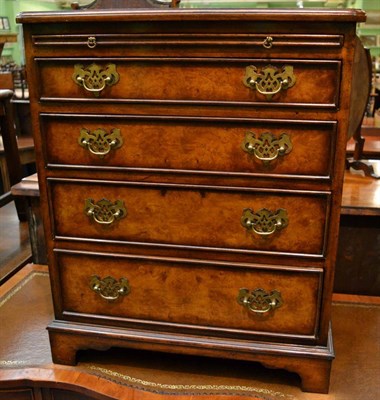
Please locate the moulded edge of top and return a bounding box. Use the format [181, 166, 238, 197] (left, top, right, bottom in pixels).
[16, 8, 366, 24]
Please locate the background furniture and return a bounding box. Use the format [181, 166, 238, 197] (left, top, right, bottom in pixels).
[0, 89, 28, 220]
[11, 173, 46, 266]
[334, 171, 380, 296]
[346, 47, 379, 178]
[346, 126, 380, 160]
[71, 0, 180, 9]
[0, 134, 34, 203]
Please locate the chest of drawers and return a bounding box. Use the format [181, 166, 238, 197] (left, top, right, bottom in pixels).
[18, 8, 365, 394]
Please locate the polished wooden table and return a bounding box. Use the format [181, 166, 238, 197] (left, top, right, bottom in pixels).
[341, 168, 380, 216]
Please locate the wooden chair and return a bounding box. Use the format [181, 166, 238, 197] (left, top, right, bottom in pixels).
[0, 89, 28, 221]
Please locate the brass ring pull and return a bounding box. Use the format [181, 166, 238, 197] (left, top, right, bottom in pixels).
[72, 63, 119, 97]
[242, 132, 292, 164]
[243, 65, 296, 100]
[87, 36, 97, 49]
[237, 288, 283, 314]
[84, 198, 127, 225]
[78, 128, 123, 158]
[90, 275, 130, 301]
[241, 208, 288, 236]
[262, 36, 273, 49]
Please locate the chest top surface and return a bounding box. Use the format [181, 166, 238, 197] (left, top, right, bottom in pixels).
[17, 8, 366, 23]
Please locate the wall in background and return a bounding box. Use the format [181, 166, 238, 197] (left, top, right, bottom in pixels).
[355, 0, 380, 60]
[0, 0, 60, 66]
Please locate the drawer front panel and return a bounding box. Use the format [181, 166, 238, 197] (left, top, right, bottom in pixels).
[37, 58, 341, 108]
[49, 180, 329, 257]
[57, 251, 322, 338]
[42, 114, 335, 179]
[33, 33, 344, 55]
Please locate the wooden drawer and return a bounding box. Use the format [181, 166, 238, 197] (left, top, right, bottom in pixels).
[41, 114, 336, 180]
[48, 179, 329, 258]
[37, 58, 341, 108]
[56, 250, 322, 339]
[32, 32, 344, 58]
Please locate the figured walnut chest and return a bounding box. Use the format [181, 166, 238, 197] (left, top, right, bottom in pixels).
[17, 8, 365, 393]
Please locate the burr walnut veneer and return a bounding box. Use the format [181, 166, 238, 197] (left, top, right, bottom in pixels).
[17, 8, 365, 394]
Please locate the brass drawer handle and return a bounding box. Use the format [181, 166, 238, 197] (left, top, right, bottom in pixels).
[84, 198, 127, 225]
[243, 65, 296, 100]
[90, 275, 130, 301]
[242, 132, 292, 164]
[237, 288, 283, 314]
[87, 36, 97, 49]
[78, 128, 123, 158]
[262, 36, 273, 49]
[241, 208, 288, 236]
[72, 63, 119, 97]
